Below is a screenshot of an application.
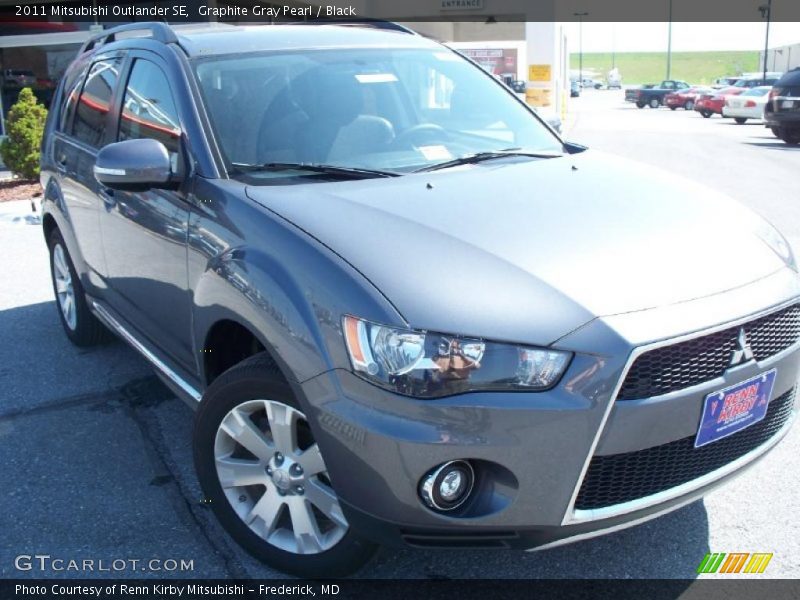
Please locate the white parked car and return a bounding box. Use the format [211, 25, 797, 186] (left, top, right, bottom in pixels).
[722, 86, 771, 124]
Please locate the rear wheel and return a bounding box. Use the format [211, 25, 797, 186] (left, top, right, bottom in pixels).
[649, 98, 660, 109]
[685, 100, 695, 111]
[701, 110, 712, 118]
[669, 106, 677, 111]
[770, 127, 781, 137]
[193, 353, 377, 577]
[48, 229, 109, 346]
[778, 128, 800, 145]
[734, 117, 747, 125]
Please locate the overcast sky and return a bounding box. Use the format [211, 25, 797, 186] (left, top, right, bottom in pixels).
[562, 22, 800, 52]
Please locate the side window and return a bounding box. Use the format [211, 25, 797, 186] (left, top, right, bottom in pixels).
[72, 58, 121, 147]
[119, 59, 181, 167]
[58, 66, 88, 133]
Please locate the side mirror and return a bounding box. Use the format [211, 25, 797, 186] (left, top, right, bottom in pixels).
[94, 138, 172, 191]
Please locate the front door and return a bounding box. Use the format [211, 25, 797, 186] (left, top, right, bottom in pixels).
[98, 54, 194, 370]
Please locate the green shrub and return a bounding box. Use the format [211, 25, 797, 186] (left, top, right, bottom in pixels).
[1, 87, 48, 181]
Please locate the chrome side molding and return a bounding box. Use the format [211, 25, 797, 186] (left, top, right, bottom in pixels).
[91, 300, 202, 403]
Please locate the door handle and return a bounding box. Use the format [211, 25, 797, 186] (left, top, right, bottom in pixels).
[99, 186, 116, 208]
[55, 153, 68, 172]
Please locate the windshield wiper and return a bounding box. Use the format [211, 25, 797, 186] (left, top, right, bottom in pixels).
[414, 149, 563, 173]
[231, 162, 400, 179]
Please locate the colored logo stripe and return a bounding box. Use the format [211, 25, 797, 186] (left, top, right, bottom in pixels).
[697, 553, 726, 573]
[744, 553, 773, 574]
[697, 552, 773, 574]
[720, 553, 749, 573]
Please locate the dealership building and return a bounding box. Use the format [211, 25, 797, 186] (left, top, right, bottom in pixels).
[761, 42, 800, 74]
[0, 0, 571, 135]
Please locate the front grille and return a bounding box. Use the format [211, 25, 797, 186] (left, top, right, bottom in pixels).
[619, 304, 800, 400]
[575, 388, 795, 511]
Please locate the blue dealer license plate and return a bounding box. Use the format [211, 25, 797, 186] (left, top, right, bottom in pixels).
[695, 369, 777, 448]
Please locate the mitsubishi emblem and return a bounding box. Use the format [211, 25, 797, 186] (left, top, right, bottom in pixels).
[729, 328, 754, 367]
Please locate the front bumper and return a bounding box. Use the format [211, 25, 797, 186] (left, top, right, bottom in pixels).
[298, 268, 800, 549]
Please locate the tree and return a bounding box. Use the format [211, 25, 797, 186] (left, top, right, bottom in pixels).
[1, 87, 48, 180]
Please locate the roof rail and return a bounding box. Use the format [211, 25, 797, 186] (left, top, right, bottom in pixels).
[79, 22, 178, 54]
[277, 18, 417, 35]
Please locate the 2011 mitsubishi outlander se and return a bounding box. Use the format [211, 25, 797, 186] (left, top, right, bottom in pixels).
[40, 22, 800, 577]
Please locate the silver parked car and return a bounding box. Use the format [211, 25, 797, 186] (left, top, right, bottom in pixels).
[40, 22, 799, 577]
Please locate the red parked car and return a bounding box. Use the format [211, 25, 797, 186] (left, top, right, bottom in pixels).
[665, 86, 713, 111]
[694, 87, 744, 117]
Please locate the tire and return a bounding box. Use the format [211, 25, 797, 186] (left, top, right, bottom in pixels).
[636, 101, 645, 109]
[48, 229, 109, 347]
[778, 129, 800, 145]
[771, 127, 781, 138]
[649, 98, 660, 108]
[193, 353, 377, 578]
[669, 106, 677, 111]
[685, 100, 695, 111]
[734, 117, 747, 125]
[701, 110, 712, 118]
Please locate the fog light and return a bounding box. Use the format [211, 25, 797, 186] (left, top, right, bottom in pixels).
[419, 460, 475, 511]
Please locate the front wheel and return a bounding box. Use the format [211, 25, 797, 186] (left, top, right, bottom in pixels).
[669, 106, 677, 111]
[685, 100, 695, 111]
[701, 110, 712, 118]
[636, 101, 645, 108]
[649, 98, 660, 108]
[734, 117, 747, 125]
[193, 353, 377, 577]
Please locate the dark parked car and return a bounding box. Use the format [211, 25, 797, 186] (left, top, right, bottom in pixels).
[764, 67, 800, 145]
[510, 79, 526, 94]
[625, 80, 690, 108]
[41, 22, 800, 578]
[733, 74, 782, 89]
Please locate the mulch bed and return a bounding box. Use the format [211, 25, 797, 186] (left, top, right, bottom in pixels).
[0, 179, 43, 203]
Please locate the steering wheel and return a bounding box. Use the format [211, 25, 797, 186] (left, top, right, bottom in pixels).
[392, 123, 448, 149]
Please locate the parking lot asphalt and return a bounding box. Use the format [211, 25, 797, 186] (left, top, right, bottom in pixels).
[1, 90, 799, 581]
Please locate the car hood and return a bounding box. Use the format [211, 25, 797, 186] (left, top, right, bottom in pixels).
[245, 150, 784, 346]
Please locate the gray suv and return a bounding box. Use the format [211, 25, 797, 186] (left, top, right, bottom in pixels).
[40, 22, 800, 577]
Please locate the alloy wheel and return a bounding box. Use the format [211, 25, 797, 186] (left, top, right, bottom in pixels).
[53, 243, 77, 330]
[213, 399, 348, 555]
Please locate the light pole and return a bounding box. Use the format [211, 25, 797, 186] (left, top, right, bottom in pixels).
[611, 23, 616, 70]
[574, 12, 589, 87]
[759, 0, 772, 82]
[666, 0, 673, 80]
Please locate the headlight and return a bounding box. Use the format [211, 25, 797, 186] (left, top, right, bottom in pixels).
[343, 316, 572, 398]
[757, 220, 797, 272]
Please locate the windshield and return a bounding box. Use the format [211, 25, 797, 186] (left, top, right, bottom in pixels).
[193, 48, 561, 179]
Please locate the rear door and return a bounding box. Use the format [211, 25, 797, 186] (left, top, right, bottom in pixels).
[98, 51, 194, 370]
[54, 55, 124, 281]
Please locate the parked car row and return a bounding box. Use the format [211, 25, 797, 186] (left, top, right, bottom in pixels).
[628, 69, 800, 145]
